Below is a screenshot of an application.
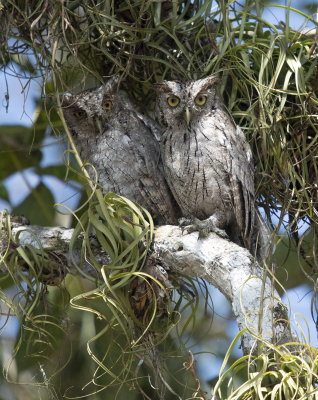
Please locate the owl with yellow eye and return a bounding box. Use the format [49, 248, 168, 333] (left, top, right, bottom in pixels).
[155, 76, 270, 260]
[61, 76, 181, 225]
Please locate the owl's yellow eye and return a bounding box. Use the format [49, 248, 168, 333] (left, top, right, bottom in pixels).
[74, 110, 87, 119]
[167, 95, 180, 107]
[194, 94, 207, 106]
[102, 100, 112, 110]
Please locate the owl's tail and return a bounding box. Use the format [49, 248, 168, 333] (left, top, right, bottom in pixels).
[251, 210, 273, 263]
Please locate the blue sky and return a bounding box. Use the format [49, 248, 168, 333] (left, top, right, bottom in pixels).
[0, 68, 81, 213]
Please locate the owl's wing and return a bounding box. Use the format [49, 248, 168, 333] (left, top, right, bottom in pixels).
[118, 92, 162, 142]
[225, 118, 255, 250]
[114, 95, 181, 224]
[253, 210, 271, 261]
[131, 112, 181, 225]
[138, 112, 162, 143]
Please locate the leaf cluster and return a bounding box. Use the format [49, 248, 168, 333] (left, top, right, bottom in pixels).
[213, 332, 318, 400]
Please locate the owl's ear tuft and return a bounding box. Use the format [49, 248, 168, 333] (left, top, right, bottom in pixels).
[153, 82, 166, 93]
[199, 75, 220, 91]
[105, 74, 121, 93]
[60, 93, 74, 108]
[153, 81, 176, 94]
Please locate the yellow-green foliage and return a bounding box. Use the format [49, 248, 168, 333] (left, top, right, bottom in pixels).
[213, 331, 318, 400]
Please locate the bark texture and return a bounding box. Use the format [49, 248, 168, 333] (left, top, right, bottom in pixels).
[0, 218, 292, 354]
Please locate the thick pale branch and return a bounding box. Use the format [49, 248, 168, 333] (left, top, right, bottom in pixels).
[1, 222, 292, 354]
[154, 225, 292, 353]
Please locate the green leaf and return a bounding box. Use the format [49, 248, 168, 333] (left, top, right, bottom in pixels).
[0, 183, 9, 202]
[0, 125, 42, 180]
[0, 274, 16, 290]
[13, 182, 55, 225]
[10, 54, 36, 74]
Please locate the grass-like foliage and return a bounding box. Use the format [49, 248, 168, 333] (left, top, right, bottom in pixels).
[0, 0, 318, 398]
[213, 330, 318, 399]
[0, 195, 205, 398]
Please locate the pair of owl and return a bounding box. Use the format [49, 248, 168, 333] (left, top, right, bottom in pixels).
[62, 76, 269, 260]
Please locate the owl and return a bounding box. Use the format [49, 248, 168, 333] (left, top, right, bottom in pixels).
[61, 77, 181, 225]
[155, 76, 269, 259]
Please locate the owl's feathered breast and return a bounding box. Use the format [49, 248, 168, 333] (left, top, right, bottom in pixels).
[156, 76, 269, 257]
[161, 108, 236, 220]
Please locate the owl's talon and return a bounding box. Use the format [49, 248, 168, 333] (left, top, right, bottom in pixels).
[178, 217, 192, 227]
[178, 217, 194, 235]
[180, 217, 228, 239]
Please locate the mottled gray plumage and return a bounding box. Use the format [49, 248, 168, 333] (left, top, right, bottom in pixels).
[61, 78, 181, 225]
[155, 76, 269, 259]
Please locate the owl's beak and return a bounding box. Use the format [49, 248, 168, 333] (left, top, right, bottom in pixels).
[185, 108, 191, 126]
[94, 118, 104, 136]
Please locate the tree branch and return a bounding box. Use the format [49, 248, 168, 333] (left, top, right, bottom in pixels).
[154, 225, 292, 354]
[1, 219, 293, 354]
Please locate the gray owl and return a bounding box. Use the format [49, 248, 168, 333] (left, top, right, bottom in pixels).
[61, 77, 181, 225]
[155, 76, 270, 259]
